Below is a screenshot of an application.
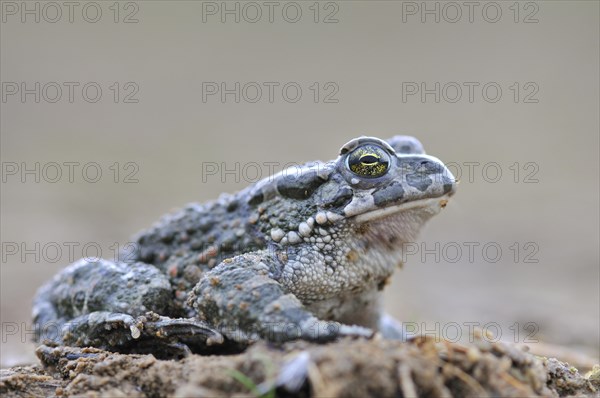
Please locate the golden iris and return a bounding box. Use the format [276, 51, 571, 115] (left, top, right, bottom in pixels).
[347, 144, 390, 178]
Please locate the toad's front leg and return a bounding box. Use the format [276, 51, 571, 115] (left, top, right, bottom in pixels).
[189, 251, 373, 343]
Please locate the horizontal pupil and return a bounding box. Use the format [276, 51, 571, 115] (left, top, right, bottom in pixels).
[347, 146, 390, 178]
[360, 155, 378, 164]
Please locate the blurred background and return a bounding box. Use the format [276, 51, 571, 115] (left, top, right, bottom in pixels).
[1, 1, 598, 366]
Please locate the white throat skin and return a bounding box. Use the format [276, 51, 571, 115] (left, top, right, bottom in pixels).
[350, 194, 452, 270]
[355, 195, 450, 243]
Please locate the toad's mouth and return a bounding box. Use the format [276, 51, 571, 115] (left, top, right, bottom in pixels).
[353, 194, 452, 224]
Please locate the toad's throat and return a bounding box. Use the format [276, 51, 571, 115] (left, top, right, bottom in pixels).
[349, 195, 452, 253]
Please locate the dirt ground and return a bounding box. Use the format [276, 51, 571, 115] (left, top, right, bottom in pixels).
[1, 333, 598, 398]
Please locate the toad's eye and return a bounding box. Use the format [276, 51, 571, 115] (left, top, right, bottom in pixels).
[347, 145, 390, 178]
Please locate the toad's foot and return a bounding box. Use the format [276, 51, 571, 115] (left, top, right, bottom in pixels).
[47, 311, 225, 357]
